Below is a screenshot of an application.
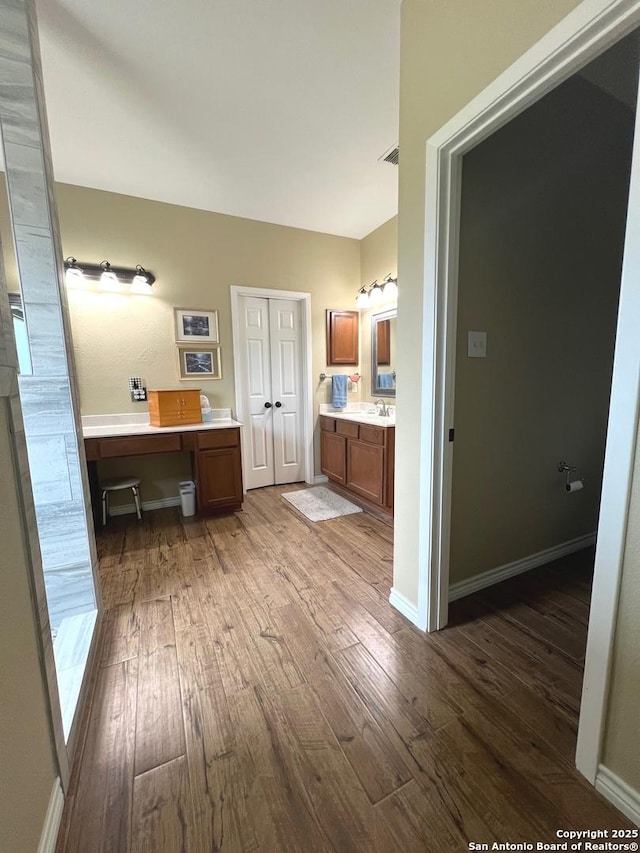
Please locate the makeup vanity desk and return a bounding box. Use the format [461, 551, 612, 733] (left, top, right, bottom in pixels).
[82, 411, 244, 527]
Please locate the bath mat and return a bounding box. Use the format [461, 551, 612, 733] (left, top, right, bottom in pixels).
[282, 486, 363, 522]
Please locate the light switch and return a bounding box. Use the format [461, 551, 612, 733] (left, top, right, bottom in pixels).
[468, 331, 487, 358]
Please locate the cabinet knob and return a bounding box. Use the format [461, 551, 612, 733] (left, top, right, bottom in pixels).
[264, 402, 272, 409]
[274, 401, 282, 408]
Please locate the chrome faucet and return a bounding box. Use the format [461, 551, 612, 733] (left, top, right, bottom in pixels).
[374, 399, 389, 416]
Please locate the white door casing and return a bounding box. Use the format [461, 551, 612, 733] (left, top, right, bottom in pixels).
[411, 0, 640, 791]
[269, 299, 304, 485]
[231, 286, 313, 491]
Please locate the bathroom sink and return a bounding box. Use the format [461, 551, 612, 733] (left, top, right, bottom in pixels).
[334, 412, 395, 426]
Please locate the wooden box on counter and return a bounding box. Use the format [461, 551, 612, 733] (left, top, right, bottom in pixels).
[148, 389, 202, 427]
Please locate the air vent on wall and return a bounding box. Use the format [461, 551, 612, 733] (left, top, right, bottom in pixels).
[379, 144, 399, 166]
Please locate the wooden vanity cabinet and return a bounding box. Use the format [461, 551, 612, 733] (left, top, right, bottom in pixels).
[84, 426, 244, 526]
[326, 309, 359, 365]
[320, 416, 394, 512]
[195, 428, 243, 514]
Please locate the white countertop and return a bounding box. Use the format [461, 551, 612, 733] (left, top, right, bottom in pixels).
[319, 402, 395, 428]
[82, 409, 242, 439]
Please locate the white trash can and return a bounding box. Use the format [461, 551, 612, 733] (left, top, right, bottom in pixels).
[179, 480, 196, 517]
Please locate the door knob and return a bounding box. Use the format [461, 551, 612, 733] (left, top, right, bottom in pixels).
[274, 401, 282, 408]
[264, 402, 272, 408]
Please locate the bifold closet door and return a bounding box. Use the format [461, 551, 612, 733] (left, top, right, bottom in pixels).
[268, 298, 304, 485]
[240, 296, 304, 489]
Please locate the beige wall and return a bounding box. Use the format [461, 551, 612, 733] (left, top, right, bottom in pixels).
[359, 216, 397, 400]
[603, 430, 640, 790]
[0, 403, 57, 853]
[450, 75, 632, 583]
[0, 183, 364, 504]
[394, 0, 582, 605]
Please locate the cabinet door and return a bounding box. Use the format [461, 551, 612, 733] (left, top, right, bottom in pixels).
[321, 431, 346, 484]
[346, 439, 384, 504]
[197, 446, 243, 513]
[326, 310, 359, 365]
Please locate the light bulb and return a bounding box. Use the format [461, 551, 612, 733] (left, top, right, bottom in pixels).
[131, 264, 153, 294]
[355, 288, 370, 308]
[383, 278, 398, 301]
[131, 277, 153, 295]
[99, 261, 123, 291]
[65, 268, 84, 287]
[64, 257, 85, 287]
[369, 283, 384, 305]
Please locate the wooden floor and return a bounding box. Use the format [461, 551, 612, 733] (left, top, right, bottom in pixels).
[56, 485, 631, 852]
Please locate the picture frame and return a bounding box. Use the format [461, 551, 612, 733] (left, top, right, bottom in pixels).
[174, 308, 219, 343]
[177, 345, 222, 380]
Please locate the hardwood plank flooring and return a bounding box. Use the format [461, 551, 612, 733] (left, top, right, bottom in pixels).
[56, 488, 632, 852]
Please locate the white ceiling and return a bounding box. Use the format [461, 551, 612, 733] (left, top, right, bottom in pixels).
[35, 0, 401, 239]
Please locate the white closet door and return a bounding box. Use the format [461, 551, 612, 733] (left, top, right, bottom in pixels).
[269, 299, 304, 484]
[240, 296, 275, 489]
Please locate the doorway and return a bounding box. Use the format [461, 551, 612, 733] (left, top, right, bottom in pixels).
[418, 0, 640, 790]
[230, 286, 314, 490]
[450, 38, 636, 597]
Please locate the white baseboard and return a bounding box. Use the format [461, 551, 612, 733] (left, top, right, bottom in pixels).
[38, 778, 64, 853]
[313, 474, 329, 484]
[109, 496, 181, 517]
[389, 587, 420, 627]
[596, 765, 640, 826]
[449, 532, 597, 602]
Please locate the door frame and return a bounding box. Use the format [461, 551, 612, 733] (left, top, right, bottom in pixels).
[418, 0, 640, 785]
[230, 286, 314, 489]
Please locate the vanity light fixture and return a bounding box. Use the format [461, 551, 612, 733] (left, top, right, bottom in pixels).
[63, 257, 156, 293]
[354, 274, 398, 308]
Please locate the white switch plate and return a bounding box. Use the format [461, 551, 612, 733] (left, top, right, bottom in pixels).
[468, 330, 487, 358]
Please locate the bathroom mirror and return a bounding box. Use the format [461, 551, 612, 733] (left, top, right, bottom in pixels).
[371, 308, 396, 397]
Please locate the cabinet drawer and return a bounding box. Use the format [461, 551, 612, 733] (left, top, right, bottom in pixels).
[358, 425, 385, 446]
[98, 433, 183, 458]
[197, 428, 239, 450]
[320, 417, 336, 432]
[336, 420, 359, 439]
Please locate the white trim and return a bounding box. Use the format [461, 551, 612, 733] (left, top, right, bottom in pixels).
[37, 778, 64, 853]
[449, 533, 597, 602]
[389, 587, 420, 628]
[230, 285, 314, 490]
[108, 496, 181, 516]
[417, 0, 640, 787]
[596, 765, 640, 826]
[313, 474, 329, 484]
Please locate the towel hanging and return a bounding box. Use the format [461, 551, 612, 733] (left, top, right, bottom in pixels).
[331, 374, 348, 409]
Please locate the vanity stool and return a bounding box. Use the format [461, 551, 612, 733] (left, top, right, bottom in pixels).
[100, 477, 142, 525]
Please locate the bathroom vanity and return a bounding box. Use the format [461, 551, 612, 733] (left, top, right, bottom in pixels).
[320, 412, 395, 513]
[83, 410, 244, 525]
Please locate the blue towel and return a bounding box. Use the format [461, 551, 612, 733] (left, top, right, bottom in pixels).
[378, 372, 395, 389]
[331, 374, 348, 409]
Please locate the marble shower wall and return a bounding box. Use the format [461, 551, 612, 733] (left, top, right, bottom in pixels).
[0, 0, 98, 629]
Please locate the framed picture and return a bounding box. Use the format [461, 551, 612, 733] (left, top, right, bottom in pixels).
[177, 345, 222, 380]
[174, 308, 219, 343]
